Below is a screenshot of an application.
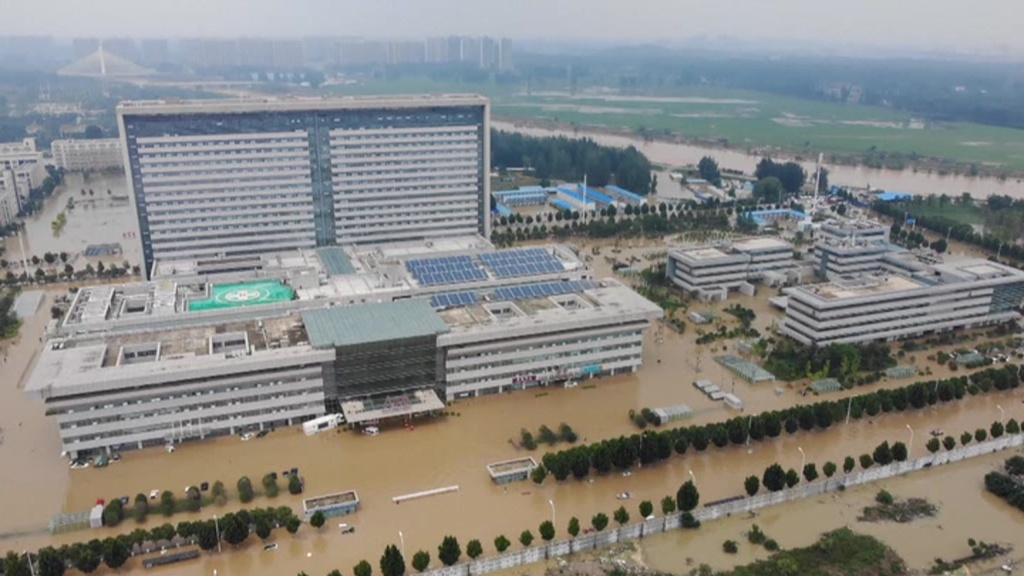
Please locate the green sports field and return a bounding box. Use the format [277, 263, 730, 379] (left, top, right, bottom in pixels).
[188, 281, 295, 312]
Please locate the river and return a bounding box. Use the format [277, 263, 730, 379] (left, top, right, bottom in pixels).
[493, 120, 1024, 200]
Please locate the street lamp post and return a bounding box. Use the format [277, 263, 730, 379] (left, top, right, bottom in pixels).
[997, 404, 1005, 424]
[797, 446, 806, 472]
[214, 514, 222, 553]
[688, 469, 696, 487]
[548, 499, 556, 527]
[399, 531, 405, 558]
[906, 424, 914, 458]
[22, 551, 36, 576]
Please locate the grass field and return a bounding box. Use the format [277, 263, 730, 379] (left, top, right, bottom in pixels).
[898, 202, 985, 225]
[317, 78, 1024, 171]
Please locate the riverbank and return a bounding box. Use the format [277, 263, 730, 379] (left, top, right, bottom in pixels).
[493, 118, 1024, 199]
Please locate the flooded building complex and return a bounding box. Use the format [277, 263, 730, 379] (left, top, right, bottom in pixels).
[783, 259, 1024, 345]
[666, 237, 799, 300]
[0, 137, 45, 217]
[117, 95, 491, 277]
[24, 238, 661, 458]
[51, 138, 123, 171]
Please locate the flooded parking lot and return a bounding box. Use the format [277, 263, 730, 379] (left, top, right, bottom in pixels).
[2, 281, 1022, 575]
[2, 172, 141, 268]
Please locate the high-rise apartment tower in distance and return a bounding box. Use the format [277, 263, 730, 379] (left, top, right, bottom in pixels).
[117, 95, 491, 277]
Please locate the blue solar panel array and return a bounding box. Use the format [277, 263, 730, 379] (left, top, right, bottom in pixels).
[479, 248, 563, 278]
[406, 255, 489, 286]
[430, 291, 478, 309]
[494, 280, 601, 301]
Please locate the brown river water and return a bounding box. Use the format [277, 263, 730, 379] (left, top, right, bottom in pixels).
[493, 120, 1024, 199]
[2, 268, 1022, 575]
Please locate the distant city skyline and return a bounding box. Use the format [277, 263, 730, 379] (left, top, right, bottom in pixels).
[0, 0, 1022, 56]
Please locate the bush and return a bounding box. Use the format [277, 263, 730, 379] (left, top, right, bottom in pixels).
[238, 476, 254, 503]
[747, 524, 766, 545]
[288, 474, 303, 495]
[680, 512, 700, 529]
[159, 491, 175, 516]
[211, 481, 227, 506]
[764, 538, 779, 552]
[102, 499, 124, 527]
[723, 540, 739, 554]
[262, 474, 280, 498]
[875, 490, 894, 505]
[859, 454, 874, 470]
[132, 494, 148, 523]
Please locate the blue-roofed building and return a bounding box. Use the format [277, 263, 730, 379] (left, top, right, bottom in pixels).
[494, 186, 552, 207]
[492, 203, 514, 218]
[605, 185, 647, 206]
[744, 209, 811, 228]
[551, 199, 576, 213]
[554, 187, 597, 212]
[874, 191, 914, 202]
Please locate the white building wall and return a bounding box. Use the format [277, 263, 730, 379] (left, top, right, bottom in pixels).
[52, 139, 123, 171]
[134, 131, 319, 264]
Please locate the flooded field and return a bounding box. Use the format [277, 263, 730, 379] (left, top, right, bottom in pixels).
[2, 171, 141, 268]
[493, 120, 1024, 200]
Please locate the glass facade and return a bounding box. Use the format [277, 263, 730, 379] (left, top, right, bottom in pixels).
[121, 103, 487, 276]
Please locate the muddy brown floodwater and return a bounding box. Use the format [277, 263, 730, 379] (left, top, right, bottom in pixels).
[493, 120, 1024, 199]
[1, 239, 1023, 576]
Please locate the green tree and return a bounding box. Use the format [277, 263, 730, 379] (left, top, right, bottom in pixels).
[539, 520, 555, 542]
[613, 506, 630, 527]
[639, 500, 654, 518]
[744, 475, 760, 496]
[843, 456, 856, 474]
[37, 547, 65, 576]
[329, 571, 343, 576]
[676, 480, 700, 512]
[872, 441, 893, 465]
[753, 177, 784, 204]
[286, 516, 301, 534]
[722, 540, 739, 554]
[354, 560, 373, 576]
[262, 473, 280, 498]
[785, 468, 800, 488]
[763, 464, 786, 492]
[133, 493, 148, 522]
[438, 535, 462, 566]
[196, 521, 219, 551]
[802, 463, 819, 482]
[255, 517, 272, 540]
[380, 544, 406, 576]
[238, 476, 255, 503]
[466, 539, 483, 559]
[310, 510, 325, 530]
[102, 499, 124, 526]
[943, 435, 957, 450]
[102, 537, 130, 569]
[69, 543, 100, 574]
[975, 428, 987, 442]
[412, 550, 430, 572]
[3, 552, 29, 576]
[519, 530, 534, 547]
[591, 512, 609, 532]
[222, 513, 250, 546]
[926, 438, 940, 453]
[961, 431, 973, 446]
[891, 441, 908, 462]
[859, 453, 874, 469]
[660, 496, 676, 515]
[211, 481, 227, 505]
[531, 466, 547, 484]
[1007, 418, 1020, 434]
[991, 421, 1005, 438]
[288, 474, 303, 495]
[567, 517, 581, 537]
[823, 461, 837, 478]
[494, 535, 511, 553]
[697, 156, 722, 187]
[159, 490, 176, 516]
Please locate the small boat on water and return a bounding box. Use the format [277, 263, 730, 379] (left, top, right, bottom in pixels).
[616, 492, 632, 500]
[930, 429, 944, 437]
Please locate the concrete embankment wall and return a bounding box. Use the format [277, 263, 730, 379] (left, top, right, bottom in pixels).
[421, 432, 1024, 576]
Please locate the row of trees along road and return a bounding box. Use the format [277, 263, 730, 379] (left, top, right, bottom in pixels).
[530, 366, 1019, 483]
[341, 480, 701, 576]
[490, 129, 654, 195]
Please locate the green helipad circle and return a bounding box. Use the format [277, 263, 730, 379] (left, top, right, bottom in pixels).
[189, 281, 295, 312]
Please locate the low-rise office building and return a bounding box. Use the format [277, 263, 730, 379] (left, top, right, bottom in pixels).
[783, 259, 1024, 346]
[667, 238, 796, 300]
[0, 137, 46, 212]
[27, 237, 661, 458]
[51, 138, 123, 171]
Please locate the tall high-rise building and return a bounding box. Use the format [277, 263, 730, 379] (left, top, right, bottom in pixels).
[117, 95, 491, 276]
[238, 38, 274, 67]
[499, 38, 514, 71]
[272, 40, 305, 68]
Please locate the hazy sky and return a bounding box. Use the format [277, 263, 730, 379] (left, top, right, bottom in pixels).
[1, 0, 1021, 53]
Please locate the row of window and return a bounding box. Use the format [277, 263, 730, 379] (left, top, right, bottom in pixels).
[448, 330, 645, 363]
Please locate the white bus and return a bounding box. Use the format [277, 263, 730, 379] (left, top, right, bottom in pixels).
[303, 414, 344, 436]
